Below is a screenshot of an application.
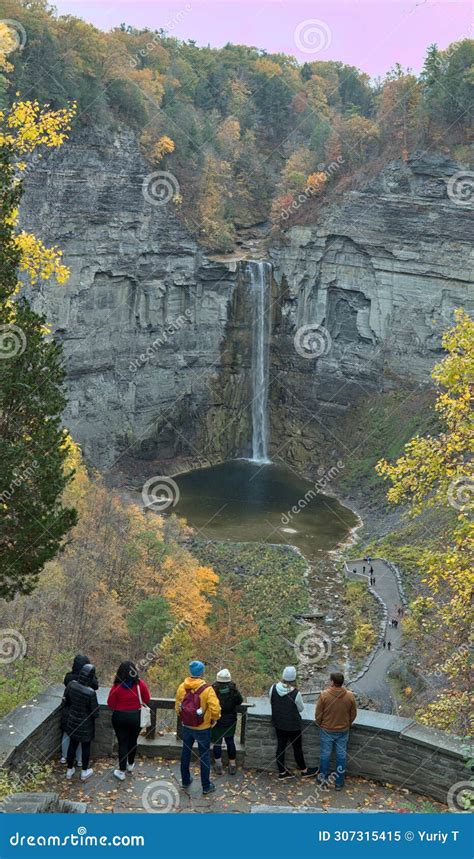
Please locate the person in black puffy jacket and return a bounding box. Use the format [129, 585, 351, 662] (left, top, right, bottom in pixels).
[64, 663, 99, 782]
[211, 669, 243, 775]
[60, 655, 98, 765]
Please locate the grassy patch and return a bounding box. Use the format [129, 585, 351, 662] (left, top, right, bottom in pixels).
[343, 580, 380, 664]
[0, 764, 52, 803]
[192, 539, 308, 685]
[337, 388, 439, 501]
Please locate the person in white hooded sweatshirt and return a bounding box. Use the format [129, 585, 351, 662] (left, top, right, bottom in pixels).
[269, 666, 318, 780]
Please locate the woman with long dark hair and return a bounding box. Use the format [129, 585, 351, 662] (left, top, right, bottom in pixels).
[107, 661, 151, 781]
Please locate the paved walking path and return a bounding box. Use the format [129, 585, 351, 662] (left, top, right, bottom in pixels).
[46, 757, 443, 814]
[346, 558, 404, 712]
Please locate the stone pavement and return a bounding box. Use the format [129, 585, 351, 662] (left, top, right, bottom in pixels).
[346, 558, 404, 711]
[47, 757, 445, 814]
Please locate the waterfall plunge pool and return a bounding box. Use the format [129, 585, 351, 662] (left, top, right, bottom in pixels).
[171, 459, 358, 557]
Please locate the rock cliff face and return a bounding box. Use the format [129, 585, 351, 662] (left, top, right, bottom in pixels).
[21, 128, 240, 468]
[21, 134, 473, 472]
[267, 154, 473, 470]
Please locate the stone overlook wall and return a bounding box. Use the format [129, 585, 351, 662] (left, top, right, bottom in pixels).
[0, 687, 469, 805]
[245, 698, 470, 804]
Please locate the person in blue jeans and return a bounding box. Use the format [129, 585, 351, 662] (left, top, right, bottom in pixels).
[315, 672, 357, 790]
[175, 660, 221, 795]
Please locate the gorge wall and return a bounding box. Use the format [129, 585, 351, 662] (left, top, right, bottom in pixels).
[21, 130, 474, 472]
[267, 154, 473, 471]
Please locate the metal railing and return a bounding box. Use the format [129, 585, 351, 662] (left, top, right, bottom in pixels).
[144, 698, 254, 744]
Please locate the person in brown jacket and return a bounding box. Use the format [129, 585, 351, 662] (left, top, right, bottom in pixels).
[315, 672, 357, 790]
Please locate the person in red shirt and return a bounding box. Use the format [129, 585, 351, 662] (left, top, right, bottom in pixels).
[107, 661, 151, 781]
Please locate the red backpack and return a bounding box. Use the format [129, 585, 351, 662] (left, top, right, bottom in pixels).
[180, 683, 210, 727]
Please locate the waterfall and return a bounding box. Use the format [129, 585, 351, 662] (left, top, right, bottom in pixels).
[247, 260, 272, 464]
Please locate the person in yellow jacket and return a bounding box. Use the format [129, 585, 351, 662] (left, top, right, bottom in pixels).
[175, 660, 221, 794]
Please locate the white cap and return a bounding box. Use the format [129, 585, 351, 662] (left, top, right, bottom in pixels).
[282, 665, 297, 682]
[216, 668, 232, 682]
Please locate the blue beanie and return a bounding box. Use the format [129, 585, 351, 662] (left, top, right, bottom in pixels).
[189, 660, 205, 678]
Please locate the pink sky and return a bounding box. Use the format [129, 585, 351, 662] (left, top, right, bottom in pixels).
[53, 0, 472, 77]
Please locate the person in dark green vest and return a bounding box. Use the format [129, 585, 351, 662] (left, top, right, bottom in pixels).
[212, 669, 243, 775]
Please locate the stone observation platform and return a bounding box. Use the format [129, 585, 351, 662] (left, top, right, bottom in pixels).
[0, 686, 470, 812]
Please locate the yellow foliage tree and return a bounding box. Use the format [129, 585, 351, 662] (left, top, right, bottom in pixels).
[306, 171, 327, 194]
[0, 98, 76, 287]
[151, 134, 175, 163]
[376, 309, 473, 732]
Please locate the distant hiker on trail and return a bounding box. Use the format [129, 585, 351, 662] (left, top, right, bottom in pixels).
[362, 565, 366, 573]
[382, 639, 386, 649]
[369, 565, 374, 575]
[212, 668, 243, 775]
[387, 641, 392, 651]
[270, 666, 318, 781]
[315, 671, 357, 791]
[64, 663, 99, 782]
[176, 660, 221, 795]
[107, 661, 151, 781]
[61, 654, 98, 766]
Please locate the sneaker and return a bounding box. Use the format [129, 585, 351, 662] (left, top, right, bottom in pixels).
[301, 767, 318, 778]
[81, 768, 93, 782]
[60, 757, 67, 764]
[335, 784, 344, 791]
[126, 763, 135, 773]
[113, 769, 126, 781]
[214, 759, 223, 774]
[202, 782, 216, 795]
[278, 771, 295, 780]
[181, 776, 193, 790]
[66, 768, 75, 779]
[228, 762, 237, 776]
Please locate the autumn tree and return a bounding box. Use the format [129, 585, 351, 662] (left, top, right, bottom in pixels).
[339, 115, 379, 166]
[0, 98, 77, 599]
[376, 309, 473, 732]
[377, 68, 421, 155]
